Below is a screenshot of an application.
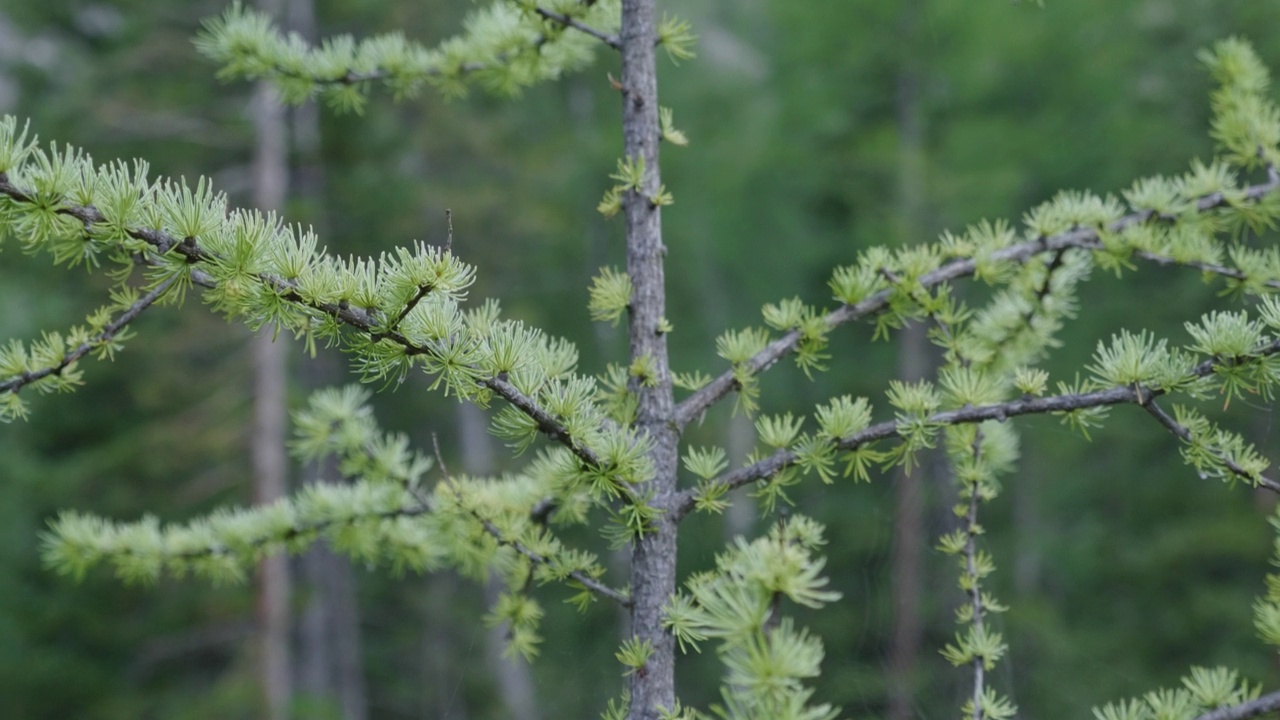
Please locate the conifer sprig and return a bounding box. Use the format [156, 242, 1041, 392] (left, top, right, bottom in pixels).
[939, 426, 1016, 720]
[661, 516, 841, 720]
[42, 486, 432, 585]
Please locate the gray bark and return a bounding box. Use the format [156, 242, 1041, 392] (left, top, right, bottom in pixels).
[618, 1, 678, 718]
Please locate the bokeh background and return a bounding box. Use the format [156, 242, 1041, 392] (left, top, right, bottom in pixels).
[2, 1, 1280, 718]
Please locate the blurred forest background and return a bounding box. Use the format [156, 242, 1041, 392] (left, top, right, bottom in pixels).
[3, 1, 1280, 719]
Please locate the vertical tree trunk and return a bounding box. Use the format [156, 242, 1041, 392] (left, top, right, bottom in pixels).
[618, 1, 678, 718]
[251, 1, 290, 718]
[887, 3, 929, 719]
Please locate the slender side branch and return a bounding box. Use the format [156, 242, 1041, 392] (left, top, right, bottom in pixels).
[962, 436, 987, 720]
[0, 273, 180, 395]
[213, 3, 619, 90]
[673, 176, 1280, 429]
[62, 500, 430, 566]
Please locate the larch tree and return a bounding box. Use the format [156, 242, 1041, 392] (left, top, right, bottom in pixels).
[6, 2, 1280, 720]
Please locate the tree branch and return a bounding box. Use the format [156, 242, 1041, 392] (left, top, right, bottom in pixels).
[673, 337, 1280, 520]
[962, 432, 987, 720]
[252, 3, 621, 90]
[672, 175, 1280, 429]
[427, 433, 630, 607]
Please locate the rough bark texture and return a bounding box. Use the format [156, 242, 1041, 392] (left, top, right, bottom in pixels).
[619, 1, 678, 718]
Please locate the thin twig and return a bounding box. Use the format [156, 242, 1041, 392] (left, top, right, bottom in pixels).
[962, 430, 987, 720]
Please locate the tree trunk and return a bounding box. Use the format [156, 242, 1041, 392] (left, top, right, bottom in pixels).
[887, 4, 929, 719]
[619, 1, 678, 718]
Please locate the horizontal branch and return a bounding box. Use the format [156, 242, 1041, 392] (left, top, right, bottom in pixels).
[672, 175, 1280, 429]
[673, 337, 1280, 520]
[55, 499, 431, 571]
[0, 273, 180, 395]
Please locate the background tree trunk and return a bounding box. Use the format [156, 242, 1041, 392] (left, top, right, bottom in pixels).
[887, 3, 930, 718]
[283, 1, 369, 718]
[251, 1, 291, 718]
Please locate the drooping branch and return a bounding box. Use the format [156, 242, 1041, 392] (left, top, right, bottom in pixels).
[673, 175, 1280, 429]
[0, 172, 615, 480]
[428, 435, 630, 607]
[1138, 397, 1280, 492]
[474, 515, 632, 607]
[957, 429, 993, 720]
